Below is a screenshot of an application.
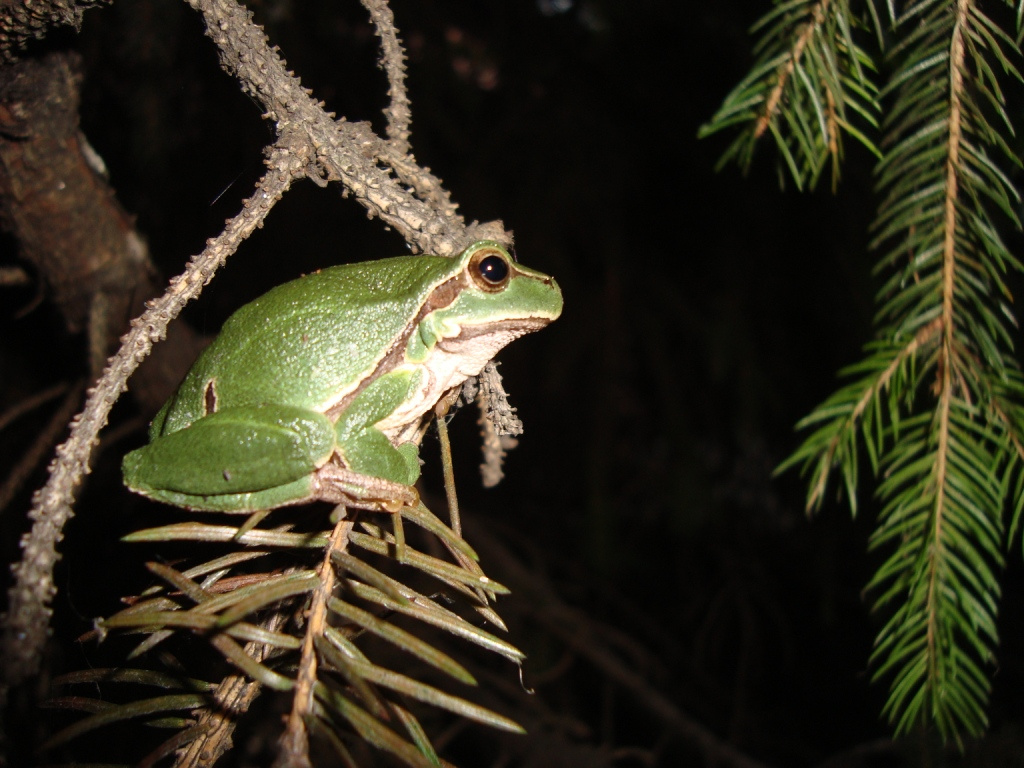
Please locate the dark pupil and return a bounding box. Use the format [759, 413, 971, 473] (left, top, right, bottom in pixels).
[478, 254, 509, 284]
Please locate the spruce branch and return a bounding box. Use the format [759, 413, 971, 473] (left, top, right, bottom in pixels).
[811, 0, 1024, 742]
[2, 149, 302, 693]
[699, 0, 882, 190]
[777, 318, 942, 514]
[707, 0, 1024, 744]
[47, 505, 524, 767]
[275, 516, 354, 768]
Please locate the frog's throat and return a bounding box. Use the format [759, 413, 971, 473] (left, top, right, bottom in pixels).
[375, 319, 548, 438]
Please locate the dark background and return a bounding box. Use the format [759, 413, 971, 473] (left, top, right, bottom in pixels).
[3, 0, 1024, 765]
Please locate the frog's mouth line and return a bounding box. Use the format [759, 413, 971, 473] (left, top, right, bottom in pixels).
[436, 316, 554, 347]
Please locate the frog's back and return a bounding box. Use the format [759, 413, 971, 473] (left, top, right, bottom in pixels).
[160, 255, 454, 433]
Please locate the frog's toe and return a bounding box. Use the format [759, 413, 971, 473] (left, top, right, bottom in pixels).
[380, 485, 419, 513]
[313, 462, 418, 512]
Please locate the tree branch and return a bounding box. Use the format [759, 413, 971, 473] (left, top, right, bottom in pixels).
[806, 317, 943, 510]
[1, 143, 300, 691]
[274, 518, 353, 768]
[753, 0, 832, 141]
[0, 0, 108, 61]
[2, 0, 510, 703]
[187, 0, 500, 256]
[360, 0, 412, 153]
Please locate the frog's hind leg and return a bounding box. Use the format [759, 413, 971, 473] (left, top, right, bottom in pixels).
[122, 404, 337, 512]
[332, 369, 424, 487]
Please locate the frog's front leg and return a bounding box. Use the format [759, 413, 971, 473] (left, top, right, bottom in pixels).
[324, 369, 424, 559]
[312, 463, 418, 512]
[333, 368, 424, 487]
[311, 463, 416, 563]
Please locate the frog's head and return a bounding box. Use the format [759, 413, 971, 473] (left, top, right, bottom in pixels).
[406, 240, 562, 372]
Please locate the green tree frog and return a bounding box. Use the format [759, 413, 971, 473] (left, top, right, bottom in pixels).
[123, 241, 562, 513]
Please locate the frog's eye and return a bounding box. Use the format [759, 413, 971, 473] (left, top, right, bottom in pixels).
[469, 248, 511, 293]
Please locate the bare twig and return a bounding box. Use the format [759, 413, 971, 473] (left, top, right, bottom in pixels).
[357, 0, 463, 219]
[360, 0, 412, 153]
[0, 0, 109, 62]
[476, 362, 523, 488]
[2, 0, 511, 697]
[2, 146, 301, 691]
[187, 0, 496, 256]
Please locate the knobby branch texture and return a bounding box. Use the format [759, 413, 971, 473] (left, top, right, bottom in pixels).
[1, 0, 508, 693]
[3, 152, 299, 690]
[0, 0, 109, 60]
[360, 0, 412, 153]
